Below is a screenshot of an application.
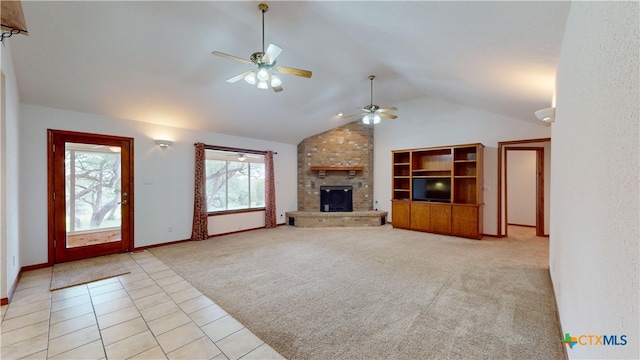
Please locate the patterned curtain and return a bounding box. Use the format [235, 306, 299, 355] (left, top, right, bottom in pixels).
[191, 143, 208, 240]
[264, 151, 277, 228]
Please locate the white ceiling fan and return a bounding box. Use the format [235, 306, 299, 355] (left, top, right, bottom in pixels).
[344, 75, 398, 124]
[211, 3, 312, 92]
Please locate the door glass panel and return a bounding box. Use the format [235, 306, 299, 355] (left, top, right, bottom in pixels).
[65, 143, 122, 248]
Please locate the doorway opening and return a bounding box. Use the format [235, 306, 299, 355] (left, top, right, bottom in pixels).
[48, 130, 134, 264]
[498, 138, 550, 238]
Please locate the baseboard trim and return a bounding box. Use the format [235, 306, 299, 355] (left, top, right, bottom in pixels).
[547, 270, 569, 360]
[208, 225, 271, 238]
[507, 223, 536, 228]
[3, 266, 26, 305]
[134, 238, 191, 251]
[134, 224, 285, 251]
[481, 233, 500, 238]
[22, 263, 51, 272]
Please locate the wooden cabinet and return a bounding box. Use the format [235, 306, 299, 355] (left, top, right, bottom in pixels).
[391, 143, 484, 239]
[451, 205, 482, 239]
[391, 200, 411, 229]
[429, 203, 452, 234]
[410, 202, 431, 231]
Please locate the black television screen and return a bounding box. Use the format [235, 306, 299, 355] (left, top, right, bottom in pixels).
[412, 178, 451, 202]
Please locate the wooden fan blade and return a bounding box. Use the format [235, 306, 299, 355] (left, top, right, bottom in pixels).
[227, 70, 253, 83]
[264, 44, 283, 65]
[274, 66, 312, 78]
[272, 85, 283, 92]
[340, 113, 363, 119]
[212, 51, 252, 65]
[378, 107, 398, 112]
[379, 112, 398, 119]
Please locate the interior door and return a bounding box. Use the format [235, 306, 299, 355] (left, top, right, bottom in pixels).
[48, 130, 134, 263]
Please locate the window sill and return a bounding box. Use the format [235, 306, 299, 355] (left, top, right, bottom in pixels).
[207, 208, 265, 216]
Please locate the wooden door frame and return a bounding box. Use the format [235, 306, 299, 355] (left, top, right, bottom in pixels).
[47, 129, 134, 265]
[497, 138, 550, 238]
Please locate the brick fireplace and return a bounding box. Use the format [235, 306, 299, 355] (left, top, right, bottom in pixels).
[286, 120, 387, 227]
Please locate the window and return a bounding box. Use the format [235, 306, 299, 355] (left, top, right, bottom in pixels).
[205, 149, 265, 213]
[65, 143, 122, 232]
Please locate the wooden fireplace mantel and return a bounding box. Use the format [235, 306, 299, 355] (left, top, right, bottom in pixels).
[310, 166, 364, 179]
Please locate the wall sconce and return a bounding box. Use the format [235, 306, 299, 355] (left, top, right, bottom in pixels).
[535, 107, 555, 123]
[155, 139, 173, 149]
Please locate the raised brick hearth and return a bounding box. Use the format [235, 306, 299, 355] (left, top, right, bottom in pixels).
[286, 211, 387, 227]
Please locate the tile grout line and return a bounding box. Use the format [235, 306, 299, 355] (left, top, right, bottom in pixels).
[88, 282, 109, 360]
[108, 253, 163, 359]
[44, 282, 53, 360]
[127, 252, 218, 359]
[48, 284, 98, 359]
[130, 252, 229, 359]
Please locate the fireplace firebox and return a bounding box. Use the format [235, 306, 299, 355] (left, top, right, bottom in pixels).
[320, 185, 353, 212]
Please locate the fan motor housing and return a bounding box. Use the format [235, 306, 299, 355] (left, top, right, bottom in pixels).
[250, 52, 265, 64]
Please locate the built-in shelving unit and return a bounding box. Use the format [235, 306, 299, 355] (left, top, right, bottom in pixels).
[392, 152, 411, 201]
[391, 143, 484, 239]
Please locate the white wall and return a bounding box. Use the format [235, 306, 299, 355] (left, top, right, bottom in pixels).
[507, 151, 536, 226]
[373, 96, 551, 235]
[551, 2, 639, 359]
[19, 104, 298, 267]
[1, 43, 22, 300]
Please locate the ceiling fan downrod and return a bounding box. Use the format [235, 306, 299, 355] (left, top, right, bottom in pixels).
[259, 3, 268, 54]
[369, 75, 375, 107]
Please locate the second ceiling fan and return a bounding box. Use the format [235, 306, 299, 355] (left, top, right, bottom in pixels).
[212, 3, 312, 92]
[345, 75, 398, 124]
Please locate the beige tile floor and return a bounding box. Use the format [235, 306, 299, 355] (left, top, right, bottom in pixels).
[0, 251, 284, 360]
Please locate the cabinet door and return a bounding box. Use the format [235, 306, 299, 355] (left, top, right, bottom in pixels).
[451, 205, 480, 239]
[410, 202, 430, 231]
[391, 201, 411, 229]
[429, 203, 451, 234]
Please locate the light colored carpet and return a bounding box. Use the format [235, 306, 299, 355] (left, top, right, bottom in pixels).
[50, 253, 133, 291]
[149, 225, 564, 359]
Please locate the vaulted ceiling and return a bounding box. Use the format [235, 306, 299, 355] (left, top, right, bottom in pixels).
[9, 1, 570, 144]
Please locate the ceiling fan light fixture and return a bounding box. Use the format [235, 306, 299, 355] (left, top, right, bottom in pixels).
[257, 67, 269, 82]
[362, 114, 372, 125]
[373, 114, 381, 124]
[257, 80, 268, 89]
[244, 72, 256, 85]
[270, 75, 281, 87]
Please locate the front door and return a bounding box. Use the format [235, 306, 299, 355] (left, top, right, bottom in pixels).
[48, 130, 134, 263]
